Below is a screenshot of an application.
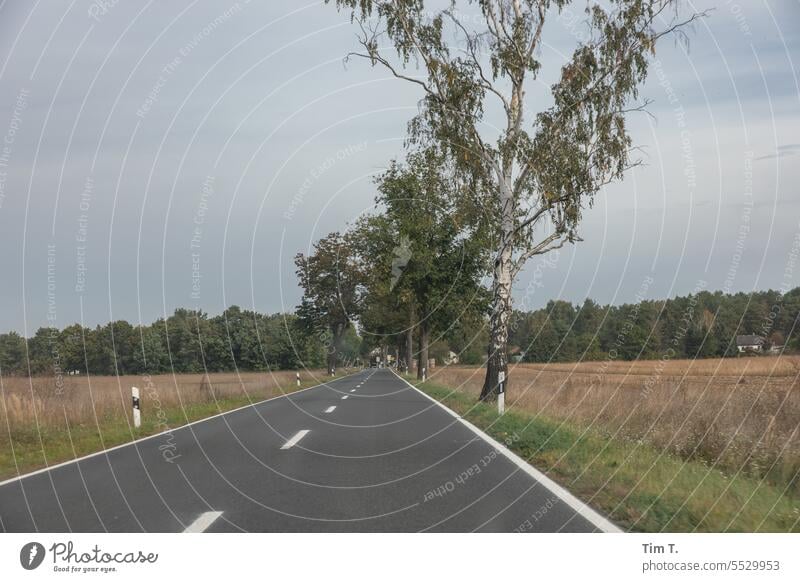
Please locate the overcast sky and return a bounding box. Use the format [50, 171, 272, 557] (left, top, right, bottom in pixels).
[0, 0, 798, 334]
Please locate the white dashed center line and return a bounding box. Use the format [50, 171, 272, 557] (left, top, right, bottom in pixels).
[280, 430, 310, 450]
[324, 406, 336, 413]
[341, 395, 349, 400]
[350, 389, 356, 392]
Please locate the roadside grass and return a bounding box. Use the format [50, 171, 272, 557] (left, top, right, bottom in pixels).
[412, 378, 800, 533]
[431, 359, 800, 491]
[0, 374, 335, 481]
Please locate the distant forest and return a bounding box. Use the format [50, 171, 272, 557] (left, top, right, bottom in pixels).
[0, 287, 797, 377]
[0, 307, 361, 377]
[509, 287, 800, 363]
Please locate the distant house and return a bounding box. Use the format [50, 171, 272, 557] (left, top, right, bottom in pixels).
[509, 346, 526, 363]
[442, 351, 459, 365]
[736, 335, 765, 353]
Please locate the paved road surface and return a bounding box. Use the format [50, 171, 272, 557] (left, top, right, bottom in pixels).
[0, 369, 616, 532]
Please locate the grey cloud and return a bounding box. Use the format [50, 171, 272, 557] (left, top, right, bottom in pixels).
[0, 0, 798, 333]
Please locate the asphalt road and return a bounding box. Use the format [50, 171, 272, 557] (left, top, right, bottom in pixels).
[0, 369, 616, 532]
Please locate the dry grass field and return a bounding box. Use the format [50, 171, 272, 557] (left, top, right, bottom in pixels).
[1, 369, 329, 431]
[0, 368, 333, 479]
[429, 356, 800, 489]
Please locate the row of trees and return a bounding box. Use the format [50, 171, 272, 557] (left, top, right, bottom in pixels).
[298, 0, 703, 399]
[294, 149, 490, 378]
[3, 285, 796, 378]
[510, 288, 800, 363]
[0, 307, 360, 377]
[293, 153, 799, 380]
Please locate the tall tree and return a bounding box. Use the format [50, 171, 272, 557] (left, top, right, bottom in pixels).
[350, 214, 410, 368]
[375, 149, 489, 379]
[328, 0, 702, 400]
[0, 331, 27, 375]
[295, 232, 365, 375]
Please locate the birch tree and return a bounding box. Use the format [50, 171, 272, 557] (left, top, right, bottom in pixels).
[328, 0, 701, 399]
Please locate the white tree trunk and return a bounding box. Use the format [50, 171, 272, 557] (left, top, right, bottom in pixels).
[480, 176, 514, 400]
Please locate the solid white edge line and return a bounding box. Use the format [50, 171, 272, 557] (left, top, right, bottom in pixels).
[280, 429, 310, 450]
[391, 370, 622, 533]
[324, 406, 337, 413]
[0, 371, 361, 488]
[183, 511, 223, 533]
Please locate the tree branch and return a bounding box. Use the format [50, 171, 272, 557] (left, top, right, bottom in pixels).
[444, 9, 511, 116]
[511, 230, 575, 278]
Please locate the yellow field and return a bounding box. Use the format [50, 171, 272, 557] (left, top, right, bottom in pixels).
[430, 356, 800, 485]
[0, 369, 329, 432]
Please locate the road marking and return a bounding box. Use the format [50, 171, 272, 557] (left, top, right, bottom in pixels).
[341, 395, 349, 400]
[324, 406, 336, 413]
[390, 370, 622, 533]
[184, 511, 223, 533]
[280, 430, 310, 450]
[0, 371, 360, 488]
[350, 389, 356, 392]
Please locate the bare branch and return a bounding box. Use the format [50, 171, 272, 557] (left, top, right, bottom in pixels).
[348, 49, 434, 96]
[511, 232, 570, 278]
[444, 9, 511, 115]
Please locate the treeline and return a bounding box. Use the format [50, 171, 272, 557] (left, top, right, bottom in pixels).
[509, 287, 800, 363]
[2, 287, 796, 378]
[0, 306, 361, 377]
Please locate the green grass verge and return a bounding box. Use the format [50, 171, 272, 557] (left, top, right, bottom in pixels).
[0, 378, 328, 482]
[412, 378, 800, 533]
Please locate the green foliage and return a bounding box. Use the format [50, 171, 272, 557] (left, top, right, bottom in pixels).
[0, 331, 26, 373]
[351, 148, 491, 369]
[295, 233, 364, 334]
[328, 0, 702, 261]
[446, 310, 491, 365]
[0, 308, 324, 376]
[509, 288, 800, 362]
[375, 149, 490, 328]
[295, 231, 366, 372]
[328, 0, 703, 398]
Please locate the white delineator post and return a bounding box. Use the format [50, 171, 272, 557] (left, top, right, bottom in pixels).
[296, 372, 300, 387]
[498, 371, 505, 415]
[132, 386, 141, 428]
